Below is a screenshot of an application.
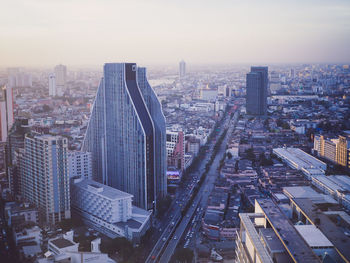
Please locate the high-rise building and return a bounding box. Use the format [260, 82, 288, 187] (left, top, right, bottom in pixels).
[6, 118, 31, 197]
[68, 151, 92, 179]
[49, 73, 56, 96]
[336, 135, 350, 167]
[0, 85, 14, 142]
[166, 131, 185, 171]
[179, 60, 186, 78]
[21, 134, 71, 225]
[54, 64, 67, 96]
[82, 63, 167, 210]
[246, 66, 268, 116]
[290, 68, 295, 78]
[314, 134, 350, 168]
[7, 68, 20, 87]
[0, 100, 7, 143]
[7, 68, 32, 88]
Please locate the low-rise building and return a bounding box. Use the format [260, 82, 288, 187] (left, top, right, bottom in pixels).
[71, 178, 151, 242]
[14, 225, 42, 246]
[273, 147, 326, 170]
[236, 198, 348, 263]
[5, 202, 39, 227]
[311, 175, 350, 210]
[38, 231, 115, 263]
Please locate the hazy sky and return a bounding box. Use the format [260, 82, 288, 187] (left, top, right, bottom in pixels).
[1, 0, 350, 67]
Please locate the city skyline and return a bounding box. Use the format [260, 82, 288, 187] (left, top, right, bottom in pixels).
[1, 1, 350, 262]
[1, 0, 350, 67]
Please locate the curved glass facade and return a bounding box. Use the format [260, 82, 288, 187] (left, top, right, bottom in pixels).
[83, 63, 167, 210]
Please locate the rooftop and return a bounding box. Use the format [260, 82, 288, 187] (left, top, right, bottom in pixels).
[259, 228, 286, 253]
[283, 186, 337, 204]
[73, 178, 133, 200]
[291, 198, 350, 261]
[256, 199, 320, 263]
[313, 175, 350, 192]
[273, 147, 326, 170]
[50, 238, 75, 249]
[295, 225, 333, 248]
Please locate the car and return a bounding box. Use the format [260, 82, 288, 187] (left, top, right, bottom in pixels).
[162, 237, 167, 241]
[173, 236, 177, 240]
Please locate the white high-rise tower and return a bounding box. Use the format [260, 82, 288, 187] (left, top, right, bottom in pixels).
[54, 64, 67, 96]
[49, 73, 56, 96]
[179, 60, 186, 78]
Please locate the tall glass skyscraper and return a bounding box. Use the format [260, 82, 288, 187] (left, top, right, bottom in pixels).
[246, 66, 268, 116]
[83, 63, 167, 211]
[179, 60, 186, 78]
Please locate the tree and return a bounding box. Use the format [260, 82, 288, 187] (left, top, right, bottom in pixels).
[235, 160, 239, 172]
[263, 118, 269, 127]
[281, 122, 290, 129]
[227, 151, 233, 159]
[58, 217, 83, 231]
[259, 153, 273, 166]
[156, 195, 172, 218]
[42, 104, 51, 112]
[100, 237, 133, 259]
[170, 248, 194, 263]
[245, 148, 255, 161]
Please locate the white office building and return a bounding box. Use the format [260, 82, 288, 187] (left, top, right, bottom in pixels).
[179, 60, 186, 78]
[71, 178, 151, 242]
[21, 134, 71, 225]
[48, 73, 56, 96]
[54, 64, 67, 96]
[68, 151, 92, 179]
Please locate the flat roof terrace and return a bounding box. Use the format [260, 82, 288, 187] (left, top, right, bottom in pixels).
[291, 198, 350, 263]
[256, 199, 320, 263]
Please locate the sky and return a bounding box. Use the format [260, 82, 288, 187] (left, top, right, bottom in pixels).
[1, 0, 350, 67]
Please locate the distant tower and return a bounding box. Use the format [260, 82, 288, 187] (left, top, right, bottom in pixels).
[0, 85, 14, 142]
[82, 63, 167, 211]
[54, 64, 67, 96]
[246, 66, 268, 116]
[290, 68, 295, 79]
[179, 60, 186, 78]
[7, 68, 20, 87]
[49, 73, 56, 96]
[21, 134, 71, 224]
[7, 68, 32, 88]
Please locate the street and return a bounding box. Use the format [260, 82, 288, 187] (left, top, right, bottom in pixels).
[146, 105, 240, 262]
